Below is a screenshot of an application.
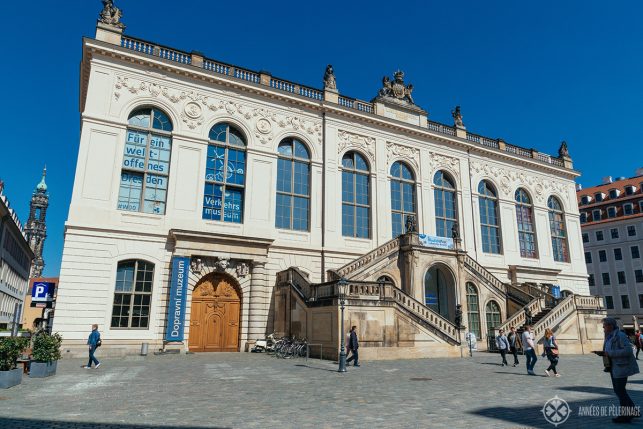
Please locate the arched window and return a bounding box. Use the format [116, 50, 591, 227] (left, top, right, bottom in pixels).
[390, 161, 417, 238]
[118, 108, 173, 214]
[485, 300, 502, 335]
[424, 266, 456, 321]
[377, 275, 395, 287]
[202, 123, 246, 223]
[466, 283, 481, 339]
[548, 196, 569, 262]
[515, 188, 537, 258]
[478, 181, 501, 254]
[433, 171, 457, 238]
[342, 152, 370, 238]
[276, 138, 310, 231]
[111, 260, 154, 328]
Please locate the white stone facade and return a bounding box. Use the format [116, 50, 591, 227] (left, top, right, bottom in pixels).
[53, 28, 589, 355]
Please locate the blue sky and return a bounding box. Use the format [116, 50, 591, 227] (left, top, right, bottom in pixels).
[1, 1, 642, 277]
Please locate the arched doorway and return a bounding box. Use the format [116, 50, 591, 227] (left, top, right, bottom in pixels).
[189, 273, 241, 352]
[424, 265, 456, 322]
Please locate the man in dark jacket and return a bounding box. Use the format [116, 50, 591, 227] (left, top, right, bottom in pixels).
[346, 326, 360, 367]
[84, 324, 101, 369]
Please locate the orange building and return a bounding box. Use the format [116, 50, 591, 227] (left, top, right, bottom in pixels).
[22, 277, 58, 331]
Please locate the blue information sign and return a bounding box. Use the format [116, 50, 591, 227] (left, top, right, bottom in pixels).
[165, 256, 190, 342]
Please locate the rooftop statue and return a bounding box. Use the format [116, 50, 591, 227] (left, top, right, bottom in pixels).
[99, 0, 125, 29]
[558, 140, 570, 158]
[376, 71, 415, 105]
[452, 105, 464, 128]
[323, 64, 337, 91]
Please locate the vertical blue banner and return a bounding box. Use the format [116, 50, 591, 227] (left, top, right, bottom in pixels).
[165, 256, 190, 342]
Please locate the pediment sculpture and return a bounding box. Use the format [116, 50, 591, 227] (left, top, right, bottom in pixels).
[376, 70, 415, 105]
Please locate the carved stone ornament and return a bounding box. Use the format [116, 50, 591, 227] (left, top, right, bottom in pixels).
[374, 70, 416, 106]
[323, 64, 337, 91]
[429, 152, 460, 179]
[98, 0, 125, 29]
[235, 262, 249, 278]
[386, 142, 419, 170]
[256, 118, 272, 134]
[337, 130, 375, 162]
[215, 258, 230, 271]
[190, 257, 204, 274]
[181, 101, 203, 129]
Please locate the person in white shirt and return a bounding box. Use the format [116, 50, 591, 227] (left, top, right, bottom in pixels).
[522, 325, 537, 375]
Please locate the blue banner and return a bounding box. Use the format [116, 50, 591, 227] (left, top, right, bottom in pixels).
[418, 234, 454, 250]
[551, 285, 561, 299]
[165, 256, 190, 342]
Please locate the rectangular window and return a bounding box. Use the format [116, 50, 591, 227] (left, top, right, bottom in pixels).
[585, 252, 592, 264]
[596, 231, 604, 241]
[628, 225, 637, 237]
[624, 204, 633, 216]
[605, 295, 614, 309]
[602, 272, 611, 285]
[632, 246, 641, 259]
[639, 294, 643, 309]
[588, 274, 595, 286]
[599, 250, 607, 262]
[582, 233, 589, 243]
[607, 207, 617, 218]
[614, 248, 623, 261]
[611, 228, 619, 239]
[636, 270, 643, 283]
[618, 271, 627, 284]
[593, 209, 602, 221]
[621, 295, 630, 309]
[111, 260, 153, 329]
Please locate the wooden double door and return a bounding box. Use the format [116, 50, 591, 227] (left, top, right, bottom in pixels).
[189, 274, 240, 352]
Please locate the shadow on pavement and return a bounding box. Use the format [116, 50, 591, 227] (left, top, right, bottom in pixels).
[0, 418, 229, 429]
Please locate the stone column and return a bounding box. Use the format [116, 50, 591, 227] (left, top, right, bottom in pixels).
[248, 261, 268, 345]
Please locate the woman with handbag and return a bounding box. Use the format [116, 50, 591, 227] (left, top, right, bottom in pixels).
[543, 328, 560, 377]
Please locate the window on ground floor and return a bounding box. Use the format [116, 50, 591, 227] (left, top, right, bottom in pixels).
[111, 260, 154, 329]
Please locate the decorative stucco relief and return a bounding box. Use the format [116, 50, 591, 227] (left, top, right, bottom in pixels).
[471, 161, 569, 204]
[113, 76, 322, 145]
[428, 151, 460, 179]
[337, 130, 375, 162]
[386, 142, 419, 170]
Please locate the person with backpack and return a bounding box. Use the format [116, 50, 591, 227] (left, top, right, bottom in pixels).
[84, 324, 102, 369]
[496, 329, 510, 366]
[507, 326, 521, 367]
[542, 328, 560, 377]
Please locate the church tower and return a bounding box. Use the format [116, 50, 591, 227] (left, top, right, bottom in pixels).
[25, 167, 49, 278]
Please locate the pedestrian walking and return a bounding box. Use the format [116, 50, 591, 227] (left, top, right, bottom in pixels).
[84, 324, 101, 369]
[595, 317, 640, 423]
[507, 326, 521, 366]
[496, 329, 510, 366]
[521, 325, 537, 375]
[346, 325, 360, 367]
[542, 328, 560, 377]
[635, 330, 641, 360]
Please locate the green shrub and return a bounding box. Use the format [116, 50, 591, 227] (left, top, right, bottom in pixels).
[0, 337, 30, 371]
[31, 332, 63, 363]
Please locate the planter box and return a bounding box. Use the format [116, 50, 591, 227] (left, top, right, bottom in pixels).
[0, 368, 23, 388]
[29, 361, 57, 378]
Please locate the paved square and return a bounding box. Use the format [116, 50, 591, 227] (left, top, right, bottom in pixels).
[1, 352, 643, 428]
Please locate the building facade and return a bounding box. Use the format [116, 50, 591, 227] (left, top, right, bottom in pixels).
[53, 3, 601, 357]
[0, 185, 34, 330]
[579, 171, 643, 331]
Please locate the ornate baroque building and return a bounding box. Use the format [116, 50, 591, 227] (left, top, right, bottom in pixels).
[54, 2, 605, 358]
[24, 167, 49, 278]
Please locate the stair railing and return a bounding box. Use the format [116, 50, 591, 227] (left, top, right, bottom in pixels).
[496, 297, 545, 333]
[328, 237, 401, 280]
[463, 255, 507, 297]
[532, 294, 576, 340]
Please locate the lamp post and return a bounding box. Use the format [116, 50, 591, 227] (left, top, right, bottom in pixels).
[337, 278, 348, 373]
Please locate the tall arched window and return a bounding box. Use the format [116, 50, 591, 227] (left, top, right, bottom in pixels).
[276, 138, 311, 231]
[202, 123, 246, 223]
[119, 108, 173, 214]
[548, 196, 569, 262]
[485, 300, 502, 334]
[342, 152, 370, 238]
[466, 283, 481, 339]
[433, 171, 457, 238]
[515, 188, 537, 258]
[478, 181, 501, 254]
[111, 260, 154, 328]
[390, 161, 416, 237]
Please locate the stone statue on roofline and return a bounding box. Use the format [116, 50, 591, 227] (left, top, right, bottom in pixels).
[99, 0, 126, 29]
[558, 140, 570, 158]
[452, 105, 464, 128]
[405, 215, 417, 233]
[376, 70, 415, 105]
[323, 64, 337, 91]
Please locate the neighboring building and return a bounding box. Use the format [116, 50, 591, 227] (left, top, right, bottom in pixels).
[22, 277, 59, 331]
[0, 184, 34, 330]
[24, 167, 49, 278]
[54, 3, 604, 358]
[578, 170, 643, 331]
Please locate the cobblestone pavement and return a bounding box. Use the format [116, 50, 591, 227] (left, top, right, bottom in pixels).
[1, 352, 643, 429]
